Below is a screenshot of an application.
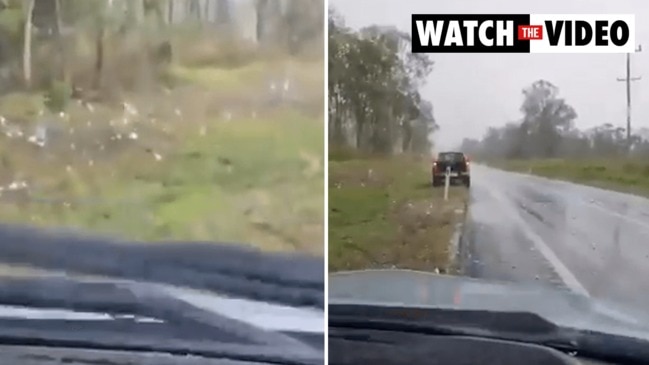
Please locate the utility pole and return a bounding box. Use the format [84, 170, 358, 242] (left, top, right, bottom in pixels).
[617, 45, 642, 151]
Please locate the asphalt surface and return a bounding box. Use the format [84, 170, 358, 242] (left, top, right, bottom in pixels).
[462, 164, 649, 310]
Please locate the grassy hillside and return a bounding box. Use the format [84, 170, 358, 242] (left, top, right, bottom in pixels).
[0, 58, 324, 255]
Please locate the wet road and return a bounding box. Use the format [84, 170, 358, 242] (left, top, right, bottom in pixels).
[462, 164, 649, 309]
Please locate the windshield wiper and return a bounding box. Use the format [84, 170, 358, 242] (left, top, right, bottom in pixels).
[0, 276, 322, 365]
[0, 223, 324, 309]
[329, 304, 649, 364]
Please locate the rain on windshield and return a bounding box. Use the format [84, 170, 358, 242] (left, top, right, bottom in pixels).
[0, 0, 325, 273]
[328, 0, 649, 315]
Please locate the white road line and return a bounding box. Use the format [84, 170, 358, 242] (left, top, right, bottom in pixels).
[489, 187, 590, 297]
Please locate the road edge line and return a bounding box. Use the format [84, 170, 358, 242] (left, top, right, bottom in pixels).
[448, 200, 469, 275]
[490, 187, 590, 297]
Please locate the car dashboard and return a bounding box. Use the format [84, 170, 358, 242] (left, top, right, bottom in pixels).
[0, 345, 285, 365]
[329, 328, 629, 365]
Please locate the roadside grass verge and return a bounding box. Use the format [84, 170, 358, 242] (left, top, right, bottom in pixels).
[0, 59, 324, 255]
[491, 159, 649, 198]
[329, 153, 468, 273]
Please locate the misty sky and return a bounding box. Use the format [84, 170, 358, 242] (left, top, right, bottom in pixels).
[329, 0, 649, 150]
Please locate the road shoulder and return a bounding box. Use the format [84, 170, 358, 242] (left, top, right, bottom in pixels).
[329, 155, 469, 273]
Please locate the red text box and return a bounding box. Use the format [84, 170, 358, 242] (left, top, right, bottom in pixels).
[518, 25, 543, 40]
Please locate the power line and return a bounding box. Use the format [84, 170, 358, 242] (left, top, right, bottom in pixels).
[616, 45, 642, 150]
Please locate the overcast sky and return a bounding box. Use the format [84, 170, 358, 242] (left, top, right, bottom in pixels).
[329, 0, 649, 150]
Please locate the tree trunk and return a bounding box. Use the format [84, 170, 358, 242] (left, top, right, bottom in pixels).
[167, 0, 173, 24]
[402, 119, 412, 152]
[93, 26, 105, 90]
[216, 0, 229, 24]
[54, 0, 70, 86]
[22, 0, 36, 89]
[256, 0, 267, 43]
[203, 0, 210, 23]
[354, 106, 366, 150]
[189, 0, 200, 21]
[128, 0, 144, 26]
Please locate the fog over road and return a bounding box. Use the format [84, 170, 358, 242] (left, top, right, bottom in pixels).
[462, 165, 649, 309]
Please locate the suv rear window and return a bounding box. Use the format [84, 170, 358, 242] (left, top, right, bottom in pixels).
[438, 152, 465, 162]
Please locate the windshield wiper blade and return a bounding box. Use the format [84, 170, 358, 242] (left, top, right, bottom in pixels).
[0, 223, 324, 309]
[0, 276, 322, 364]
[329, 304, 649, 364]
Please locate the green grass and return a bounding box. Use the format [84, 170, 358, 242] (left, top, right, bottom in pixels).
[0, 93, 46, 120]
[166, 63, 266, 91]
[329, 153, 468, 273]
[166, 59, 323, 96]
[0, 62, 324, 255]
[492, 158, 649, 198]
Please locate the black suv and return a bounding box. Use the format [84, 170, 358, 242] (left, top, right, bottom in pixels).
[432, 151, 470, 188]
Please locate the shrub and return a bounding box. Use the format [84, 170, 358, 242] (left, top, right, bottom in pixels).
[44, 80, 72, 112]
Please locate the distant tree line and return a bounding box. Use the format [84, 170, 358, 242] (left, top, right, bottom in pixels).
[0, 0, 323, 95]
[328, 8, 436, 155]
[460, 79, 649, 160]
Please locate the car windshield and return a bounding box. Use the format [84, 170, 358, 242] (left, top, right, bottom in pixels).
[0, 0, 324, 359]
[327, 0, 649, 359]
